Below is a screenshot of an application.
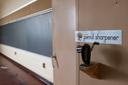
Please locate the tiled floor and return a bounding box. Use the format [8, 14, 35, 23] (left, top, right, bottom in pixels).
[0, 54, 47, 85]
[0, 69, 22, 85]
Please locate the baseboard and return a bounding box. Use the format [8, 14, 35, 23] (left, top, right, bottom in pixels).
[0, 44, 53, 83]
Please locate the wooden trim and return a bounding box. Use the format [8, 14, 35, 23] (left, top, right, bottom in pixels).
[1, 8, 52, 26]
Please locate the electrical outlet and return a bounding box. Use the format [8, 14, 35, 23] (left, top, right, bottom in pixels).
[14, 51, 17, 55]
[42, 63, 46, 68]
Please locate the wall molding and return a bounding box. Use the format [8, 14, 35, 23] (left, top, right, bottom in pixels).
[0, 0, 37, 19]
[1, 8, 52, 26]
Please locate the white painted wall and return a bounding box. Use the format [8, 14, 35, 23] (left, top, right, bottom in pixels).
[0, 44, 53, 82]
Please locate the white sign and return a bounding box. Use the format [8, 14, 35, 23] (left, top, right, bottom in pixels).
[75, 30, 122, 45]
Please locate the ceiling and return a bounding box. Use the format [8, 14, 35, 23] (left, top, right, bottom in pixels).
[0, 0, 37, 18]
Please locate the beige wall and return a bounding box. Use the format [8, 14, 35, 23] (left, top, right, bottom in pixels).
[79, 0, 128, 85]
[0, 0, 51, 25]
[52, 0, 79, 85]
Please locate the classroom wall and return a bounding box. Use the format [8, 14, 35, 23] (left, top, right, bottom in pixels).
[0, 0, 53, 83]
[79, 0, 128, 85]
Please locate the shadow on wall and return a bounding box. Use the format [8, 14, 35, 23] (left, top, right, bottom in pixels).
[101, 64, 128, 82]
[80, 44, 128, 83]
[80, 63, 128, 83]
[100, 45, 128, 82]
[101, 45, 124, 67]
